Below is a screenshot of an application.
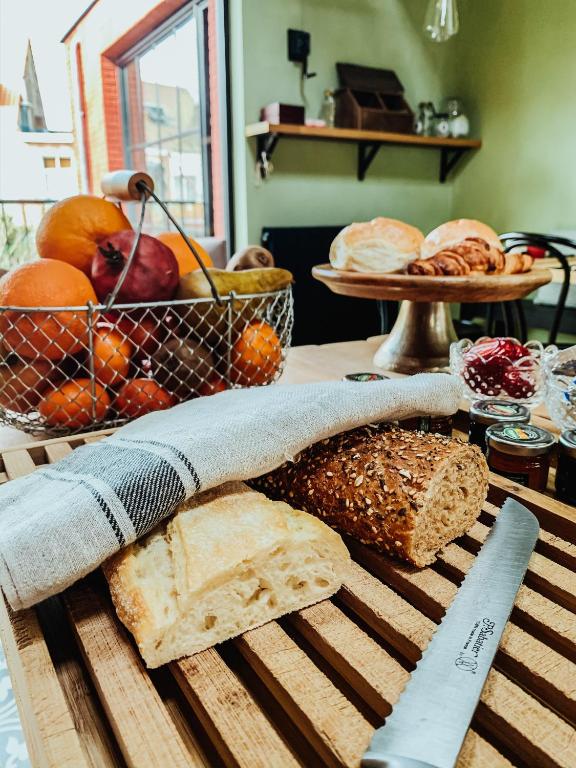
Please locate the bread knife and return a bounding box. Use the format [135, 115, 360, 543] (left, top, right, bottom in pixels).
[362, 497, 539, 768]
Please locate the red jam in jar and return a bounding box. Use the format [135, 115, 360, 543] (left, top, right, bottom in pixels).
[555, 430, 576, 505]
[469, 400, 530, 453]
[486, 422, 555, 491]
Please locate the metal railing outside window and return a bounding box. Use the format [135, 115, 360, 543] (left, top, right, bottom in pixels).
[0, 200, 57, 269]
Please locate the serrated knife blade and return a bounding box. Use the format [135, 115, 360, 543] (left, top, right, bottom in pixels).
[362, 497, 539, 768]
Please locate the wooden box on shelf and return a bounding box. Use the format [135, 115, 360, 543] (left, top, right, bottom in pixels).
[260, 102, 305, 125]
[335, 62, 414, 134]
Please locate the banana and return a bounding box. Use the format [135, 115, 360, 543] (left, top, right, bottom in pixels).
[177, 267, 292, 300]
[176, 268, 293, 347]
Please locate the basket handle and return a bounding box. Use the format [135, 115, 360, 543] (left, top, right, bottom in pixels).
[101, 178, 223, 310]
[103, 188, 148, 311]
[136, 180, 223, 306]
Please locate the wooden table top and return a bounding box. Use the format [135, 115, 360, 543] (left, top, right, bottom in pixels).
[0, 337, 559, 452]
[0, 338, 574, 768]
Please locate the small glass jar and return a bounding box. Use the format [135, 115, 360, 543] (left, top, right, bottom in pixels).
[319, 89, 336, 128]
[555, 430, 576, 504]
[486, 422, 555, 491]
[343, 372, 389, 382]
[469, 400, 530, 453]
[399, 414, 453, 437]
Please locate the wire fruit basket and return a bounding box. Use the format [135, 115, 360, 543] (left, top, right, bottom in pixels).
[0, 174, 294, 436]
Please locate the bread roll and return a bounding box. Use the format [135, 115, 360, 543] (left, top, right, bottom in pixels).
[104, 482, 350, 668]
[253, 425, 488, 568]
[422, 219, 502, 260]
[330, 217, 424, 273]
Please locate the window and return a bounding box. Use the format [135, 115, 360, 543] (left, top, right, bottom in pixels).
[43, 157, 56, 168]
[120, 3, 212, 237]
[59, 157, 72, 168]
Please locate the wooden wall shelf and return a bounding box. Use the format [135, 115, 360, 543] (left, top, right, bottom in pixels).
[246, 121, 482, 183]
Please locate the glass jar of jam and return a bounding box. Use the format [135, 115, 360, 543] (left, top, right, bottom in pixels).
[555, 430, 576, 504]
[399, 414, 453, 437]
[469, 400, 530, 453]
[343, 372, 389, 382]
[486, 422, 555, 490]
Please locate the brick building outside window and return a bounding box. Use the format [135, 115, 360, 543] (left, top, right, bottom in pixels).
[63, 0, 229, 245]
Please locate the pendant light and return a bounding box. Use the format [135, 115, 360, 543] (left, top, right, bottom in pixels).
[423, 0, 459, 42]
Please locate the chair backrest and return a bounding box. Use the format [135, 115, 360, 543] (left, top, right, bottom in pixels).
[499, 232, 576, 345]
[500, 231, 576, 256]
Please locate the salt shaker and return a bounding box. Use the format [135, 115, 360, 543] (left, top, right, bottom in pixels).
[433, 112, 451, 137]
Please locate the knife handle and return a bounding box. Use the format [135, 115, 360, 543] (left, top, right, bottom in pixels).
[362, 755, 440, 768]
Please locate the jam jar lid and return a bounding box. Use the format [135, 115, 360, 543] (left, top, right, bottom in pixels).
[558, 429, 576, 459]
[469, 399, 531, 426]
[486, 423, 555, 457]
[343, 372, 389, 382]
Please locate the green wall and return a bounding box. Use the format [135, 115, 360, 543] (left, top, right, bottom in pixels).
[230, 0, 576, 249]
[449, 0, 576, 234]
[231, 0, 462, 247]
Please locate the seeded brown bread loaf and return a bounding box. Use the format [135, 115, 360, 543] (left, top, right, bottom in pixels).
[252, 425, 489, 568]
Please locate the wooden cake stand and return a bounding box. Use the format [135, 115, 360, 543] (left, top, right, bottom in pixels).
[312, 265, 552, 373]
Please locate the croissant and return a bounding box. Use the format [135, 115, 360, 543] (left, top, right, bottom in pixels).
[503, 252, 534, 274]
[407, 238, 532, 276]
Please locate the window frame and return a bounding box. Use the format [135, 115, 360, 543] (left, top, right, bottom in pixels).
[118, 0, 213, 236]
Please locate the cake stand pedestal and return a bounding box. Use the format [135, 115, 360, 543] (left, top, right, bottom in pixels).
[311, 265, 552, 374]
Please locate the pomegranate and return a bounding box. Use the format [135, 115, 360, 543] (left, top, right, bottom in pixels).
[462, 338, 531, 395]
[91, 231, 179, 304]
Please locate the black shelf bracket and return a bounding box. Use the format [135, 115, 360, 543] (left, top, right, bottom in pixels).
[439, 147, 467, 183]
[257, 132, 280, 178]
[358, 142, 381, 181]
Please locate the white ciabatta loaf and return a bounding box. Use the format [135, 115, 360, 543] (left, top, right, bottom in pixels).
[103, 482, 350, 668]
[253, 425, 488, 568]
[330, 217, 424, 273]
[421, 219, 502, 260]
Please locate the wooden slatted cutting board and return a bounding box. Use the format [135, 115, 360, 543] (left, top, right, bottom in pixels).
[0, 430, 574, 768]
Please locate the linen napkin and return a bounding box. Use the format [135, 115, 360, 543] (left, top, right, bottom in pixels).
[0, 374, 461, 610]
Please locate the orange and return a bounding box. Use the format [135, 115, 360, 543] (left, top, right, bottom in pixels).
[36, 195, 131, 274]
[231, 321, 282, 386]
[0, 260, 98, 360]
[93, 325, 132, 386]
[39, 379, 111, 429]
[116, 378, 175, 419]
[156, 232, 213, 276]
[0, 357, 55, 413]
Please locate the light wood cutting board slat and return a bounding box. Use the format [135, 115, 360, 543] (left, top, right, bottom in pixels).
[235, 621, 373, 768]
[351, 541, 576, 724]
[482, 501, 576, 572]
[339, 563, 575, 768]
[0, 597, 89, 768]
[288, 601, 511, 768]
[171, 648, 301, 768]
[464, 519, 576, 613]
[64, 583, 202, 768]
